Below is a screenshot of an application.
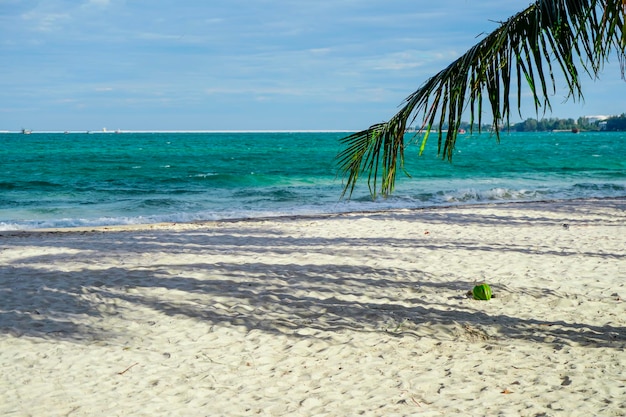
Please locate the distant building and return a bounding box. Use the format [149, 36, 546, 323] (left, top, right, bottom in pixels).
[584, 115, 610, 123]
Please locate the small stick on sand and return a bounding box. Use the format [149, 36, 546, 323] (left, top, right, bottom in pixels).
[117, 362, 139, 375]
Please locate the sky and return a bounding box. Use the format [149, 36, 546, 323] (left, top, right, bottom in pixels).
[1, 0, 624, 131]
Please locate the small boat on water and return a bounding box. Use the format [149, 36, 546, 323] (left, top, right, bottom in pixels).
[21, 128, 32, 135]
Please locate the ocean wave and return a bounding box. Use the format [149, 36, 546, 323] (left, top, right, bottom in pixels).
[2, 179, 625, 232]
[572, 183, 626, 192]
[0, 180, 62, 190]
[435, 187, 548, 203]
[2, 193, 625, 231]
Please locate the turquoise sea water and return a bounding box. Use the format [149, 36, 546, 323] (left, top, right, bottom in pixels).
[1, 131, 625, 230]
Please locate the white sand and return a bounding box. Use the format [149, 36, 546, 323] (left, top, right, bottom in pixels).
[1, 199, 625, 416]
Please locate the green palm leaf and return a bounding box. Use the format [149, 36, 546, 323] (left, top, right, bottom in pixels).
[337, 0, 625, 198]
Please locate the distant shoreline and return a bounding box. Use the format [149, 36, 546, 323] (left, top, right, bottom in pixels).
[0, 129, 357, 134]
[3, 196, 624, 235]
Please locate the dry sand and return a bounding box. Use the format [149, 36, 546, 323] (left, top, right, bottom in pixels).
[1, 199, 625, 416]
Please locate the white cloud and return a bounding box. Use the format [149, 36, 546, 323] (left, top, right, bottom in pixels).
[369, 52, 427, 71]
[21, 10, 71, 32]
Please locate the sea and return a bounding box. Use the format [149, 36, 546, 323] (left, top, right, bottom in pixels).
[1, 130, 625, 231]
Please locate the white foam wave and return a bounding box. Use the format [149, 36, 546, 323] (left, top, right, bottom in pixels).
[2, 183, 624, 231]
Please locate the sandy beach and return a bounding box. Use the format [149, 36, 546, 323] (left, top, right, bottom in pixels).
[1, 198, 625, 416]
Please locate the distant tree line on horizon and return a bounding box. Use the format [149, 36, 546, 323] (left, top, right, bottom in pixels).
[512, 113, 626, 132]
[410, 114, 626, 133]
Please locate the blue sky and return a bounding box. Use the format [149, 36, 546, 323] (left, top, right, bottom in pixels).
[1, 0, 623, 131]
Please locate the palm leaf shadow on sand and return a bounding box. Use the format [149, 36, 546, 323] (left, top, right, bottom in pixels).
[1, 201, 624, 348]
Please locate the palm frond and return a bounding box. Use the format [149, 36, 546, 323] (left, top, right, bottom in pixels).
[337, 0, 625, 198]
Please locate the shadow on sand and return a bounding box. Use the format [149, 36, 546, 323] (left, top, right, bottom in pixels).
[1, 199, 625, 348]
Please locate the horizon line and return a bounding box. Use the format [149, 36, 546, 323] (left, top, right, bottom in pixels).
[0, 129, 358, 134]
